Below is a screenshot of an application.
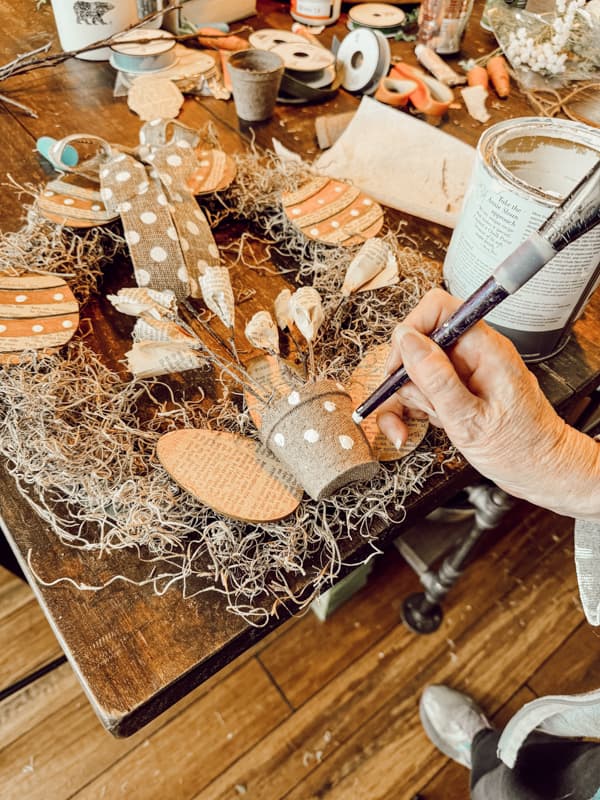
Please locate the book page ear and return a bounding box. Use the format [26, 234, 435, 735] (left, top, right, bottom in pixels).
[157, 428, 303, 522]
[347, 342, 429, 461]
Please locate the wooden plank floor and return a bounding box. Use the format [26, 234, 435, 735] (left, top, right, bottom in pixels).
[1, 502, 595, 800]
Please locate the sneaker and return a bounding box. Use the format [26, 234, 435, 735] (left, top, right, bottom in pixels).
[419, 685, 493, 768]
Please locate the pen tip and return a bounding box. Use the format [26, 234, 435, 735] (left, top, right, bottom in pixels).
[351, 410, 363, 425]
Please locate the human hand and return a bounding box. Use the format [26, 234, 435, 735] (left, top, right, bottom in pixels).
[376, 288, 600, 519]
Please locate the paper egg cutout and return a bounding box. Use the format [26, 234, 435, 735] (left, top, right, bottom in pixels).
[281, 176, 384, 246]
[38, 173, 118, 228]
[187, 148, 237, 195]
[0, 273, 79, 363]
[348, 343, 429, 461]
[157, 428, 304, 522]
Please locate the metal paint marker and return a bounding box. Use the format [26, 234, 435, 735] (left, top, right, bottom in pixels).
[352, 158, 600, 424]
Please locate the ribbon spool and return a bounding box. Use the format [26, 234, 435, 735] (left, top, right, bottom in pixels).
[347, 3, 406, 37]
[109, 29, 177, 73]
[336, 28, 391, 95]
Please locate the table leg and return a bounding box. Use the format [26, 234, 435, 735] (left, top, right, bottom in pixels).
[401, 484, 514, 634]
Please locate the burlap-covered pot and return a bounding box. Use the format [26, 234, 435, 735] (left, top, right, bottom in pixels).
[258, 379, 379, 501]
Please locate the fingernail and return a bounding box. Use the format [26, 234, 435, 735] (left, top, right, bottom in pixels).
[394, 438, 405, 451]
[395, 327, 431, 361]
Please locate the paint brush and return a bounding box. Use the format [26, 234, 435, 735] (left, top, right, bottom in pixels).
[353, 159, 600, 424]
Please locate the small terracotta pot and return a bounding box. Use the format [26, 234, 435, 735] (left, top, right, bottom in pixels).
[258, 379, 379, 501]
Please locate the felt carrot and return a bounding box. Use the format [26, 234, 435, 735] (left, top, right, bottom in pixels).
[196, 27, 249, 51]
[487, 55, 510, 98]
[467, 65, 489, 91]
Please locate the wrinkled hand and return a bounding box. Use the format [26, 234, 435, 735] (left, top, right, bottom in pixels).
[376, 289, 600, 520]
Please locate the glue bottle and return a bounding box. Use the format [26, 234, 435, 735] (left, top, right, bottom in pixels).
[290, 0, 342, 26]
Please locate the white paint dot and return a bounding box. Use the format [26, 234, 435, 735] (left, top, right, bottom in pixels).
[63, 198, 74, 205]
[15, 294, 27, 303]
[304, 429, 319, 444]
[91, 204, 101, 211]
[0, 324, 6, 332]
[149, 169, 158, 179]
[351, 209, 360, 217]
[334, 185, 343, 192]
[32, 323, 44, 333]
[177, 266, 189, 282]
[177, 139, 191, 148]
[101, 187, 113, 200]
[310, 227, 319, 236]
[138, 182, 149, 195]
[291, 208, 301, 216]
[161, 173, 173, 186]
[146, 153, 156, 162]
[150, 246, 167, 262]
[186, 220, 200, 235]
[141, 211, 157, 224]
[331, 220, 340, 229]
[317, 198, 325, 205]
[167, 154, 182, 167]
[172, 192, 183, 203]
[166, 226, 178, 241]
[208, 243, 219, 259]
[363, 198, 372, 206]
[136, 268, 151, 286]
[180, 237, 190, 252]
[101, 168, 109, 178]
[288, 391, 300, 406]
[196, 258, 208, 271]
[157, 193, 168, 206]
[114, 153, 126, 162]
[339, 435, 354, 450]
[273, 433, 285, 447]
[150, 118, 161, 126]
[199, 159, 210, 167]
[116, 170, 131, 183]
[193, 209, 205, 221]
[62, 320, 73, 329]
[323, 401, 336, 412]
[125, 230, 140, 245]
[53, 292, 64, 301]
[119, 201, 132, 213]
[43, 190, 54, 197]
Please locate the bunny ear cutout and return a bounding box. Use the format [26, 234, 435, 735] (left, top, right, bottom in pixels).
[157, 429, 303, 522]
[281, 176, 384, 247]
[347, 343, 429, 461]
[0, 272, 79, 364]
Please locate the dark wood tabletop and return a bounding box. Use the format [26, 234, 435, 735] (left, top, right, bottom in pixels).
[0, 0, 599, 736]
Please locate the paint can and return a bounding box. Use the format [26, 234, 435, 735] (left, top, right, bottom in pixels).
[443, 117, 600, 362]
[290, 0, 342, 26]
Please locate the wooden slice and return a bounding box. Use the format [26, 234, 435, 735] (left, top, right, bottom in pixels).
[348, 343, 428, 461]
[187, 148, 237, 195]
[157, 428, 304, 522]
[281, 176, 384, 247]
[37, 173, 118, 228]
[0, 273, 79, 364]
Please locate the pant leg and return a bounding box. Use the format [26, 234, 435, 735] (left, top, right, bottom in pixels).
[470, 729, 600, 800]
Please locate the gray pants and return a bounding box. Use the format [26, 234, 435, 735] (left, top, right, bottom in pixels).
[471, 729, 600, 799]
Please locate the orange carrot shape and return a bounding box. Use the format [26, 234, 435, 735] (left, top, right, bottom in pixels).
[487, 54, 510, 98]
[467, 65, 489, 90]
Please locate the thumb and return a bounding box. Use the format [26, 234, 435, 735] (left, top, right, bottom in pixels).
[394, 326, 478, 423]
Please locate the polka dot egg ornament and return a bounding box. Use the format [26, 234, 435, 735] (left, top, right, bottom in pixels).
[0, 273, 79, 364]
[281, 176, 384, 247]
[258, 379, 378, 501]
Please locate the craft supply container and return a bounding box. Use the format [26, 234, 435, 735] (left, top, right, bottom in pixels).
[444, 117, 600, 361]
[50, 0, 140, 60]
[258, 380, 379, 501]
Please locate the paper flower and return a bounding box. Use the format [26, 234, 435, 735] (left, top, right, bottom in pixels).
[245, 311, 280, 355]
[289, 287, 324, 343]
[199, 266, 235, 329]
[274, 288, 293, 331]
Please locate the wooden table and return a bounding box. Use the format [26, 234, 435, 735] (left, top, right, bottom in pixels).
[0, 0, 599, 736]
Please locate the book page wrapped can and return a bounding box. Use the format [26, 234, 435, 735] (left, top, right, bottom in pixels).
[257, 380, 379, 501]
[444, 117, 600, 361]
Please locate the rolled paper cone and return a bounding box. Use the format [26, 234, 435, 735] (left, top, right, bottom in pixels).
[199, 266, 235, 329]
[274, 288, 294, 331]
[245, 310, 280, 354]
[227, 49, 285, 122]
[342, 238, 394, 296]
[258, 379, 379, 501]
[290, 286, 324, 343]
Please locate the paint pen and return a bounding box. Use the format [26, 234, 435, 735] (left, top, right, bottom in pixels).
[352, 158, 600, 424]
